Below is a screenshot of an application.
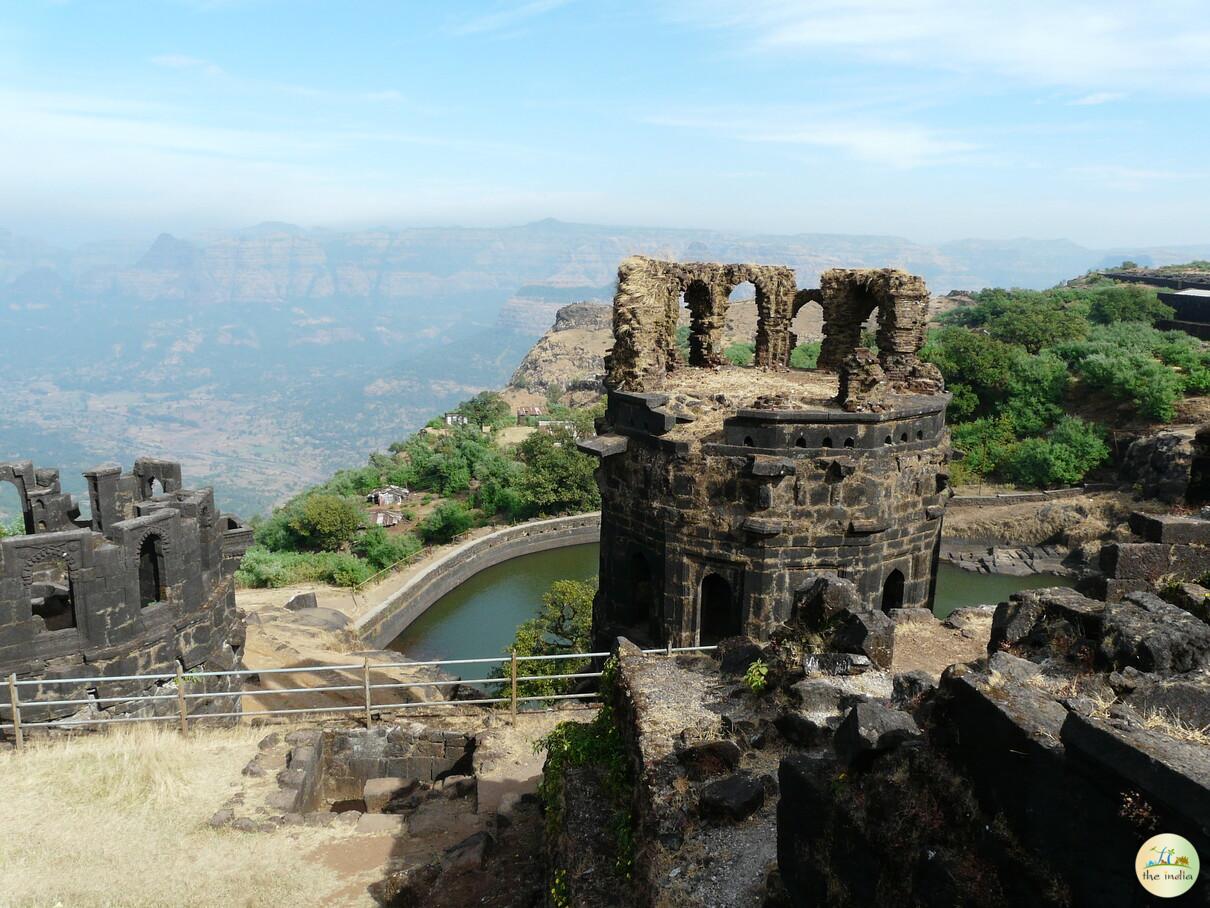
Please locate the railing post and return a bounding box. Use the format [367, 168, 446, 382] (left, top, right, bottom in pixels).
[510, 650, 518, 725]
[8, 672, 23, 751]
[362, 657, 373, 729]
[175, 665, 189, 735]
[666, 639, 672, 657]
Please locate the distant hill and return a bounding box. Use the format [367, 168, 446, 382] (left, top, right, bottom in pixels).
[2, 218, 1208, 517]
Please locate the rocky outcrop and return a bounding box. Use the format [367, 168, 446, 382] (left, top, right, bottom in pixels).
[1120, 427, 1199, 503]
[506, 302, 612, 396]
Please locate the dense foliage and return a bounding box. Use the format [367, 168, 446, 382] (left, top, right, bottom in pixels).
[499, 577, 597, 698]
[238, 391, 602, 588]
[926, 278, 1207, 488]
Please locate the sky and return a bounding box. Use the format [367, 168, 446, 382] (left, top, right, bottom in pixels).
[1, 0, 1208, 247]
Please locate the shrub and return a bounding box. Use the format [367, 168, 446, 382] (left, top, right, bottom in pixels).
[234, 546, 373, 588]
[417, 501, 473, 544]
[724, 342, 755, 366]
[352, 527, 421, 571]
[997, 418, 1109, 487]
[500, 578, 597, 698]
[1086, 285, 1172, 325]
[743, 659, 769, 694]
[287, 494, 365, 551]
[790, 341, 821, 369]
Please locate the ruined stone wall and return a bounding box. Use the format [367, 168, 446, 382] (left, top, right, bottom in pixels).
[592, 394, 950, 650]
[818, 268, 930, 378]
[603, 256, 798, 390]
[0, 458, 251, 732]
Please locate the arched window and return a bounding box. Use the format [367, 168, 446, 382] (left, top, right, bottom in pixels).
[139, 535, 166, 607]
[700, 573, 741, 644]
[0, 479, 28, 536]
[881, 569, 905, 614]
[30, 557, 77, 632]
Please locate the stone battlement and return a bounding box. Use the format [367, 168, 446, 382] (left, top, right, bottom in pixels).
[0, 458, 251, 729]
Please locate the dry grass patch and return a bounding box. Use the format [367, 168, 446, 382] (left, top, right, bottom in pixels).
[0, 724, 347, 908]
[1139, 708, 1210, 746]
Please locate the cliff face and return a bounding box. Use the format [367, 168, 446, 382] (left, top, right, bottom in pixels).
[506, 302, 613, 400]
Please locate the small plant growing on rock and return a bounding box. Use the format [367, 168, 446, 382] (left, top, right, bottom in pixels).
[743, 658, 769, 694]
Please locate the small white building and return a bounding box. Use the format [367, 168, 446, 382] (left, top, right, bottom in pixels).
[374, 511, 404, 528]
[366, 485, 410, 506]
[444, 412, 470, 427]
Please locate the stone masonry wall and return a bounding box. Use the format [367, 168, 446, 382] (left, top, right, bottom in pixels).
[0, 458, 251, 732]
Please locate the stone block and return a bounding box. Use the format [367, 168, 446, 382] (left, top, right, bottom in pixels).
[1129, 512, 1210, 545]
[833, 702, 922, 768]
[363, 777, 413, 814]
[699, 772, 765, 823]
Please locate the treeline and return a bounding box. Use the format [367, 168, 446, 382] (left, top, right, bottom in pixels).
[237, 392, 603, 589]
[924, 279, 1210, 487]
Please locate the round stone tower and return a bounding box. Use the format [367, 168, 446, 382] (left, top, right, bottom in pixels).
[580, 257, 951, 658]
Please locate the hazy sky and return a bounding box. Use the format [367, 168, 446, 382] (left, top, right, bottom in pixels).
[2, 0, 1208, 247]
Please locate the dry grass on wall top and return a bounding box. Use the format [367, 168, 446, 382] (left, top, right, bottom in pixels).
[0, 725, 346, 908]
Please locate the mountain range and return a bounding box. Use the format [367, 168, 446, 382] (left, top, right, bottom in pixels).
[2, 219, 1207, 517]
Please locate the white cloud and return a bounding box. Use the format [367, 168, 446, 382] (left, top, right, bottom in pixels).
[1069, 92, 1125, 106]
[647, 110, 976, 168]
[667, 0, 1210, 93]
[149, 54, 224, 77]
[453, 0, 572, 36]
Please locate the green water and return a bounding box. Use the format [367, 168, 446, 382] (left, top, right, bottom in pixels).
[388, 543, 1070, 662]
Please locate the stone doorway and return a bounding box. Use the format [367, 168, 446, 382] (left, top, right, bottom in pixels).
[700, 572, 741, 644]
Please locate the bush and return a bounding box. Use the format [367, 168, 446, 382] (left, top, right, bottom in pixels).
[996, 418, 1109, 487]
[790, 341, 820, 369]
[417, 501, 473, 544]
[501, 578, 597, 698]
[352, 527, 421, 571]
[234, 546, 373, 588]
[287, 494, 365, 551]
[1086, 285, 1172, 325]
[724, 342, 754, 366]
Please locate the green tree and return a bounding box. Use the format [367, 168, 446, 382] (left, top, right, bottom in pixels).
[1086, 285, 1172, 325]
[417, 501, 473, 544]
[287, 494, 365, 551]
[457, 391, 512, 429]
[503, 577, 597, 698]
[514, 428, 600, 517]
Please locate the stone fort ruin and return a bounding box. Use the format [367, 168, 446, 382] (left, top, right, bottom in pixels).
[581, 256, 950, 662]
[0, 458, 252, 730]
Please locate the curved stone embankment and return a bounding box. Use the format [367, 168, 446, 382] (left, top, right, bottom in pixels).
[355, 513, 602, 649]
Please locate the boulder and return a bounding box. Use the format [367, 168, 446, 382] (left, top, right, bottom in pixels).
[699, 773, 765, 823]
[833, 702, 922, 768]
[775, 711, 833, 747]
[891, 670, 937, 707]
[801, 653, 871, 677]
[716, 636, 765, 675]
[284, 591, 318, 611]
[441, 831, 493, 875]
[676, 740, 742, 781]
[831, 610, 894, 669]
[1101, 592, 1210, 675]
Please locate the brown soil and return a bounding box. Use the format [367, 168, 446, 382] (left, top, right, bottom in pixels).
[892, 617, 992, 678]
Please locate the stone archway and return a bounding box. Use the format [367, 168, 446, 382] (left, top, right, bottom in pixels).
[881, 569, 905, 614]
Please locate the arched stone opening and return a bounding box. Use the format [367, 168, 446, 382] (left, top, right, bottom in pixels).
[30, 557, 77, 632]
[700, 572, 741, 645]
[819, 285, 880, 371]
[722, 281, 758, 367]
[138, 534, 166, 607]
[0, 479, 30, 535]
[881, 569, 905, 614]
[789, 295, 824, 369]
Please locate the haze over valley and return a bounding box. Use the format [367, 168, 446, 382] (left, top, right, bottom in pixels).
[3, 218, 1208, 516]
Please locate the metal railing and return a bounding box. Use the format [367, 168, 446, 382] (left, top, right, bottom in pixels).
[1, 644, 717, 749]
